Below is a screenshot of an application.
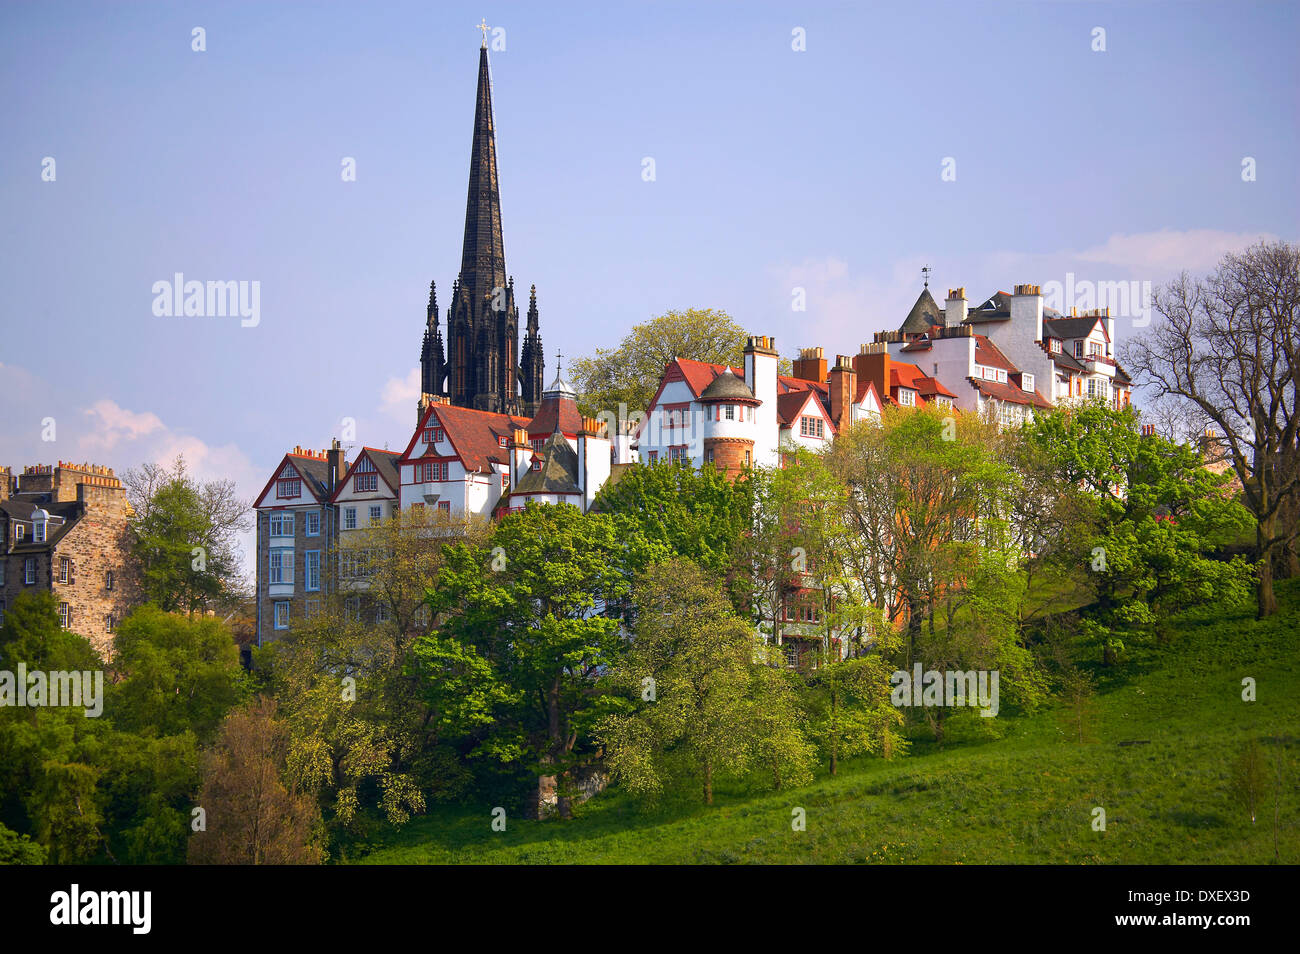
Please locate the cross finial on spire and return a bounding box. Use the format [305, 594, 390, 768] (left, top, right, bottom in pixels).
[555, 347, 563, 374]
[476, 18, 489, 48]
[921, 264, 932, 288]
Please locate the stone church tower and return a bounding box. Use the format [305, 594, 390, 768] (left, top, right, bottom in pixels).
[421, 39, 545, 416]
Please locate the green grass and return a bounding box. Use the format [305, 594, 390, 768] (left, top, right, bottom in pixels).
[346, 581, 1300, 865]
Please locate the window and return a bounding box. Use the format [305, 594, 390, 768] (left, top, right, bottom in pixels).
[105, 614, 114, 634]
[936, 396, 953, 410]
[305, 600, 321, 619]
[423, 427, 444, 444]
[1022, 373, 1035, 393]
[34, 517, 46, 543]
[648, 451, 658, 463]
[274, 602, 290, 630]
[531, 459, 542, 471]
[305, 551, 321, 591]
[270, 548, 294, 585]
[1087, 377, 1108, 400]
[355, 473, 378, 492]
[724, 405, 735, 421]
[438, 501, 451, 514]
[531, 438, 545, 452]
[306, 510, 321, 536]
[1088, 340, 1104, 357]
[502, 472, 509, 491]
[799, 416, 824, 438]
[369, 505, 382, 526]
[670, 446, 687, 465]
[376, 603, 390, 623]
[498, 435, 509, 447]
[744, 450, 751, 467]
[898, 388, 916, 407]
[15, 524, 24, 541]
[344, 507, 357, 530]
[418, 461, 449, 482]
[276, 478, 301, 498]
[105, 569, 114, 591]
[706, 448, 714, 465]
[59, 556, 70, 584]
[24, 558, 36, 585]
[0, 600, 5, 626]
[58, 602, 70, 629]
[0, 562, 4, 586]
[344, 597, 361, 622]
[1050, 338, 1061, 353]
[270, 512, 294, 536]
[1074, 340, 1084, 358]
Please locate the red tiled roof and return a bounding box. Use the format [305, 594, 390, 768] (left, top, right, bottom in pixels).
[528, 393, 584, 438]
[969, 378, 1052, 409]
[672, 357, 746, 397]
[400, 403, 532, 474]
[973, 334, 1018, 372]
[891, 362, 957, 400]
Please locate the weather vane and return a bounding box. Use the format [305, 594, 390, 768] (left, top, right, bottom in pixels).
[476, 18, 490, 48]
[921, 264, 932, 288]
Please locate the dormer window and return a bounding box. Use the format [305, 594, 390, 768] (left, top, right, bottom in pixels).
[1022, 373, 1035, 393]
[1050, 338, 1061, 353]
[33, 511, 47, 543]
[1074, 340, 1084, 358]
[15, 524, 24, 541]
[531, 459, 541, 472]
[898, 389, 916, 407]
[498, 435, 509, 447]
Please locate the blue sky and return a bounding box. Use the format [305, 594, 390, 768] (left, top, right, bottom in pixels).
[2, 0, 1296, 568]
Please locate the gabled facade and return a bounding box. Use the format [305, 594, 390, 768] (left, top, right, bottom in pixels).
[252, 443, 346, 643]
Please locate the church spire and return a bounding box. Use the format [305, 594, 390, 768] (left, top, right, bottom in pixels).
[458, 43, 506, 319]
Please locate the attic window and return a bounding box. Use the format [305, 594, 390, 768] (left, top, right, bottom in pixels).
[1022, 373, 1035, 393]
[15, 524, 24, 541]
[355, 473, 378, 492]
[498, 435, 509, 447]
[898, 389, 916, 407]
[799, 416, 825, 439]
[531, 459, 541, 471]
[1050, 338, 1061, 353]
[277, 478, 301, 498]
[424, 427, 444, 444]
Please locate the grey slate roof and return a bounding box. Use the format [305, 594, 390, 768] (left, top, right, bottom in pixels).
[900, 287, 943, 334]
[699, 368, 755, 401]
[512, 432, 582, 495]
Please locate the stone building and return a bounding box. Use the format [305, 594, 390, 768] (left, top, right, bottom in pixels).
[0, 462, 135, 657]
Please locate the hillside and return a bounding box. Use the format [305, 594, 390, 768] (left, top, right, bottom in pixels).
[347, 582, 1299, 865]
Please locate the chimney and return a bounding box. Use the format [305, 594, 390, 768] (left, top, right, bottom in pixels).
[743, 335, 779, 468]
[853, 343, 891, 407]
[0, 465, 9, 503]
[326, 438, 346, 489]
[828, 355, 856, 429]
[945, 287, 967, 327]
[511, 428, 531, 485]
[1011, 283, 1044, 342]
[792, 346, 827, 384]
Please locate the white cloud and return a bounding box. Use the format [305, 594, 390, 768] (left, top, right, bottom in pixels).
[80, 399, 165, 452]
[1074, 229, 1279, 273]
[379, 366, 421, 428]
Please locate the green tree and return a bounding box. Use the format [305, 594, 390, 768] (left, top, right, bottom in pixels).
[803, 656, 905, 775]
[109, 605, 244, 741]
[598, 558, 759, 804]
[569, 308, 750, 419]
[430, 503, 666, 818]
[1023, 402, 1254, 661]
[592, 460, 754, 602]
[124, 455, 250, 614]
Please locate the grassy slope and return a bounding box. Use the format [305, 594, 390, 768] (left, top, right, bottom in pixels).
[349, 581, 1299, 865]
